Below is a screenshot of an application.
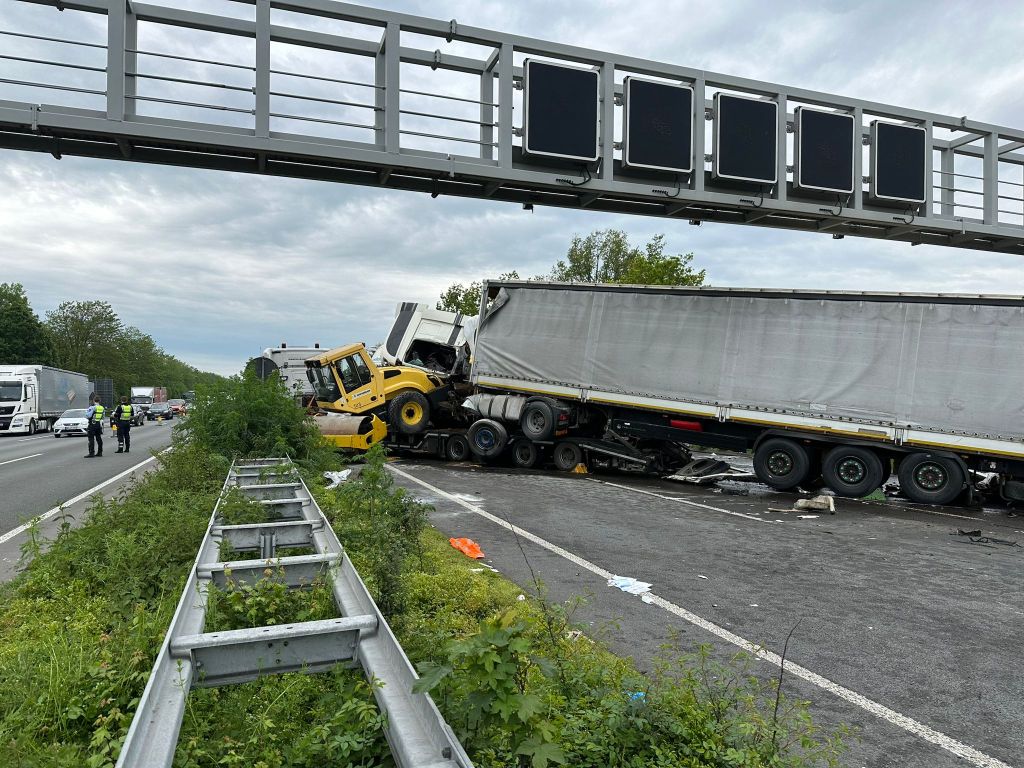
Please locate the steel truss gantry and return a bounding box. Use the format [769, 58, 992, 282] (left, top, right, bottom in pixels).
[116, 457, 471, 768]
[1, 0, 1023, 254]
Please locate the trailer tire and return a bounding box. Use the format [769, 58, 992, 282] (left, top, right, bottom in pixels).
[467, 419, 508, 459]
[520, 399, 556, 441]
[389, 391, 431, 435]
[553, 441, 584, 472]
[753, 438, 813, 490]
[445, 434, 471, 462]
[512, 440, 540, 469]
[822, 445, 885, 498]
[898, 453, 964, 505]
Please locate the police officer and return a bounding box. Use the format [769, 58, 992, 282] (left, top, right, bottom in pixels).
[114, 396, 134, 454]
[84, 393, 105, 458]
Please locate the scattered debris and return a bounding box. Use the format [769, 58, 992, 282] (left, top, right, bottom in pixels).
[768, 495, 836, 516]
[572, 463, 588, 474]
[323, 469, 352, 489]
[697, 574, 708, 580]
[449, 537, 485, 559]
[516, 594, 526, 601]
[797, 514, 819, 520]
[665, 456, 757, 486]
[953, 529, 1020, 547]
[607, 575, 652, 595]
[640, 593, 655, 604]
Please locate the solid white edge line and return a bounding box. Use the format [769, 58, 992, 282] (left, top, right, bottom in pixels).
[0, 453, 43, 467]
[0, 449, 169, 545]
[591, 477, 775, 523]
[387, 464, 1013, 768]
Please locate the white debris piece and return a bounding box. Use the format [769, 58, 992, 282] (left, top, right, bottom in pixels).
[797, 514, 820, 519]
[607, 575, 653, 595]
[323, 469, 352, 489]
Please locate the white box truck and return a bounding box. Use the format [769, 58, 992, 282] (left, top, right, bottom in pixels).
[0, 364, 92, 435]
[460, 281, 1024, 506]
[130, 386, 167, 414]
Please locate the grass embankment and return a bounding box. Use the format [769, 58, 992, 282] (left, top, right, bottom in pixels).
[0, 370, 848, 767]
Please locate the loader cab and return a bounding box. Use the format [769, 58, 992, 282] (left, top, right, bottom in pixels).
[306, 343, 383, 413]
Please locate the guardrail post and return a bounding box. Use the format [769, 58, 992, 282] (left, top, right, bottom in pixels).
[106, 0, 126, 120]
[255, 0, 270, 137]
[984, 131, 998, 224]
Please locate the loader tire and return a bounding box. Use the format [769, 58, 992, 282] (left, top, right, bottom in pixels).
[390, 391, 431, 435]
[553, 441, 584, 472]
[467, 419, 508, 459]
[512, 440, 540, 469]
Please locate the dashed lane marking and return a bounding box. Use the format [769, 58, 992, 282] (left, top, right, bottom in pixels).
[0, 453, 42, 467]
[388, 464, 1014, 768]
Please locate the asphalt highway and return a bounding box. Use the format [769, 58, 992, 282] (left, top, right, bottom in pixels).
[0, 418, 176, 536]
[391, 459, 1024, 768]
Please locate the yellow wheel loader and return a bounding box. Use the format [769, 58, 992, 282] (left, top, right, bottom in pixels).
[305, 342, 453, 442]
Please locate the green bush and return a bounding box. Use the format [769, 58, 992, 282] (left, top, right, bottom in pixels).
[180, 369, 331, 465]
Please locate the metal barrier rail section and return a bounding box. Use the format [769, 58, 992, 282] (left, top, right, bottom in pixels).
[116, 457, 472, 768]
[1, 0, 1022, 254]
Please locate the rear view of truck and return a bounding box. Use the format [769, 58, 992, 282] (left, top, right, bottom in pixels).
[469, 281, 1024, 506]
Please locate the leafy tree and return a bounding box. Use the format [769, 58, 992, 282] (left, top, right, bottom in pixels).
[437, 231, 704, 314]
[45, 300, 123, 376]
[0, 283, 54, 364]
[550, 230, 705, 285]
[436, 271, 519, 315]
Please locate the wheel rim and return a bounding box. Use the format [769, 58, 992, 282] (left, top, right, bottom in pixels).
[515, 444, 533, 464]
[836, 457, 867, 485]
[450, 440, 467, 460]
[475, 430, 495, 450]
[527, 409, 546, 432]
[556, 445, 576, 466]
[914, 462, 947, 491]
[766, 450, 794, 476]
[401, 401, 423, 425]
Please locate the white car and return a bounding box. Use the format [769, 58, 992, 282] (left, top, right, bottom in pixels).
[53, 409, 102, 437]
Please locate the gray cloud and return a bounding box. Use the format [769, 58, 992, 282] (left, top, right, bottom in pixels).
[0, 0, 1022, 375]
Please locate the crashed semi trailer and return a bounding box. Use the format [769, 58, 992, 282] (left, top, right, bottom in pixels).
[469, 281, 1024, 505]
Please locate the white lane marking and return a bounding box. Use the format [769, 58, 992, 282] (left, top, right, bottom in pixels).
[17, 436, 47, 443]
[592, 477, 773, 524]
[0, 453, 42, 467]
[0, 452, 164, 545]
[388, 464, 1013, 768]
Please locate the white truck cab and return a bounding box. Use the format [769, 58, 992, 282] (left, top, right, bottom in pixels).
[0, 365, 91, 435]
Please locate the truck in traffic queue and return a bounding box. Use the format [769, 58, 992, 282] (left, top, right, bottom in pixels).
[0, 364, 92, 435]
[130, 386, 167, 415]
[308, 282, 1024, 508]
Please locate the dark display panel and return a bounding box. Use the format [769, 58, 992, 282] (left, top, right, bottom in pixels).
[794, 107, 855, 194]
[871, 121, 926, 203]
[523, 59, 599, 162]
[713, 93, 778, 184]
[622, 77, 693, 173]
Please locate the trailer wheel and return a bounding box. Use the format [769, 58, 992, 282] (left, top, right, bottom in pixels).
[553, 441, 584, 472]
[753, 438, 813, 490]
[445, 434, 471, 462]
[822, 445, 884, 498]
[898, 453, 964, 505]
[389, 391, 431, 435]
[512, 440, 540, 469]
[520, 399, 556, 441]
[467, 419, 508, 458]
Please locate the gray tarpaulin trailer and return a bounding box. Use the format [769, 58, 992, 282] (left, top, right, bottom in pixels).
[469, 281, 1024, 505]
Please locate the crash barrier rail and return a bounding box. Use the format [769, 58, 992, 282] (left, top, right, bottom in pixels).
[116, 457, 472, 768]
[1, 0, 1023, 253]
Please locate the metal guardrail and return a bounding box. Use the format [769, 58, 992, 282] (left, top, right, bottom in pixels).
[116, 457, 472, 768]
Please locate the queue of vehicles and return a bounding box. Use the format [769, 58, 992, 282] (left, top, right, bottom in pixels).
[304, 281, 1024, 509]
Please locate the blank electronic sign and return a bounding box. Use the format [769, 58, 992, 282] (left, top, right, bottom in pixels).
[713, 93, 778, 184]
[523, 59, 599, 163]
[794, 107, 855, 194]
[871, 121, 926, 203]
[622, 77, 693, 173]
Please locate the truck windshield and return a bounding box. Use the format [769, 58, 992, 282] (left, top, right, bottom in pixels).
[307, 364, 340, 402]
[0, 381, 22, 401]
[131, 396, 153, 404]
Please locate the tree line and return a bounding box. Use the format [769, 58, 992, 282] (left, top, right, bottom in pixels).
[437, 229, 706, 315]
[0, 283, 223, 398]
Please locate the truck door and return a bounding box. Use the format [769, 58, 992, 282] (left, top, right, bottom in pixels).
[334, 351, 383, 413]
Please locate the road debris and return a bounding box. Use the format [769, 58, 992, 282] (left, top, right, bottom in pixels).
[768, 495, 836, 515]
[697, 574, 708, 580]
[953, 529, 1020, 547]
[665, 456, 756, 485]
[323, 469, 352, 489]
[449, 537, 485, 558]
[607, 575, 652, 595]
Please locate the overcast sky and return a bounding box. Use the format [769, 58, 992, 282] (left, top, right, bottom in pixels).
[1, 0, 1023, 375]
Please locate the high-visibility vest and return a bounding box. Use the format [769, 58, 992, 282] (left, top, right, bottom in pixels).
[92, 404, 105, 423]
[119, 404, 133, 421]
